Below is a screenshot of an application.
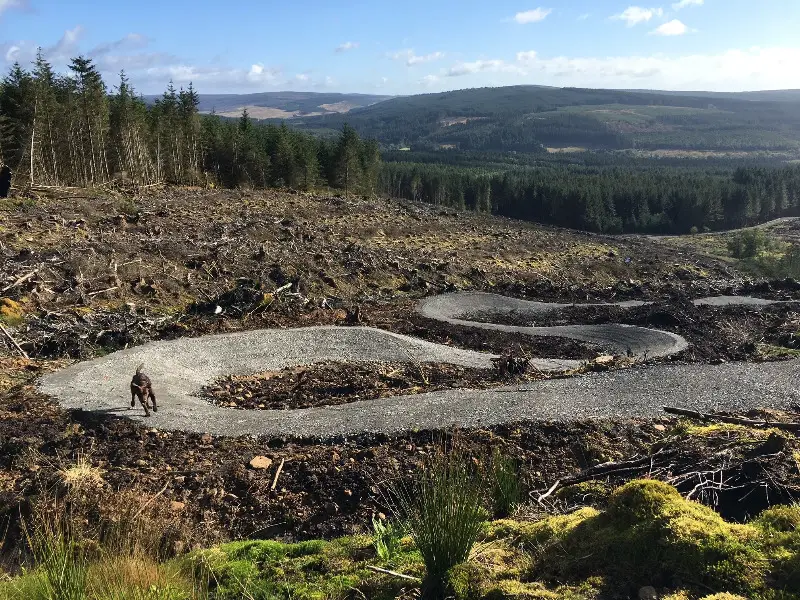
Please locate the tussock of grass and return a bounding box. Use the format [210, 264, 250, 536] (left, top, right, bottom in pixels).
[389, 449, 488, 598]
[59, 454, 105, 491]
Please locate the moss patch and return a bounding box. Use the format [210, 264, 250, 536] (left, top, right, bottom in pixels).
[510, 480, 799, 599]
[0, 297, 24, 326]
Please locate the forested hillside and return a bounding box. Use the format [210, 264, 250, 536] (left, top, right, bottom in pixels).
[0, 55, 380, 194]
[380, 158, 800, 234]
[294, 85, 800, 152]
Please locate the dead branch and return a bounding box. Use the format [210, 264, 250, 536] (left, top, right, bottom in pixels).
[0, 323, 29, 359]
[366, 565, 421, 583]
[664, 406, 800, 432]
[271, 458, 285, 491]
[2, 269, 39, 293]
[535, 449, 677, 499]
[88, 286, 119, 297]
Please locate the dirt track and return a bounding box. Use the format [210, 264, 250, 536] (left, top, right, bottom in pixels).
[38, 293, 800, 438]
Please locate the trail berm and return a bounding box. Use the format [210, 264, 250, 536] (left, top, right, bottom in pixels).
[39, 293, 800, 438]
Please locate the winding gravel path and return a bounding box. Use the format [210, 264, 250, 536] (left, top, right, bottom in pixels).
[39, 293, 800, 438]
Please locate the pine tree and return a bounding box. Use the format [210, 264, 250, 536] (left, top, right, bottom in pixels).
[69, 56, 110, 184]
[334, 124, 362, 196]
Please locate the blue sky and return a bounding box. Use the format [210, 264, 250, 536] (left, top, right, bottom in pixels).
[1, 0, 799, 95]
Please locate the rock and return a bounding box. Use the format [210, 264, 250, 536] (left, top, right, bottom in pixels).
[594, 355, 615, 365]
[200, 433, 213, 444]
[324, 501, 339, 516]
[170, 501, 186, 512]
[653, 424, 666, 432]
[638, 586, 658, 600]
[249, 456, 273, 470]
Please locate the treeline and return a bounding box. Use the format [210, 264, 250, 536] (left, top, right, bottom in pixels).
[380, 162, 800, 234]
[0, 54, 380, 193]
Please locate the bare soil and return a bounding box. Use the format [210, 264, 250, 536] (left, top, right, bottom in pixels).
[200, 360, 522, 411]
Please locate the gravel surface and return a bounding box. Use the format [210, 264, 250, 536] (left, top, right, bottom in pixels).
[39, 293, 800, 438]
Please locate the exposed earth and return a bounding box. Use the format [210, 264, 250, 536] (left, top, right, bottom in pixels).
[2, 186, 800, 549]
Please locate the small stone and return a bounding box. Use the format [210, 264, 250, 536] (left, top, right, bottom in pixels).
[594, 355, 615, 365]
[135, 459, 147, 467]
[653, 424, 666, 432]
[343, 489, 353, 497]
[200, 433, 213, 444]
[325, 501, 339, 516]
[170, 501, 186, 512]
[638, 586, 658, 600]
[249, 456, 273, 470]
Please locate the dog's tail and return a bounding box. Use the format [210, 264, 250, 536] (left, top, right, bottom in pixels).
[135, 362, 145, 375]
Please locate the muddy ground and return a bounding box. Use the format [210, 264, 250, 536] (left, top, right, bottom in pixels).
[1, 187, 800, 555]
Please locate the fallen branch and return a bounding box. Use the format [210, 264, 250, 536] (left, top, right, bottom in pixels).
[664, 406, 800, 432]
[88, 286, 119, 297]
[534, 449, 676, 499]
[271, 458, 285, 491]
[366, 565, 421, 583]
[0, 323, 29, 359]
[2, 269, 38, 293]
[536, 479, 561, 504]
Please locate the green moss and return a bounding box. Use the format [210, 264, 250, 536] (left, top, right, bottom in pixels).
[757, 343, 800, 360]
[755, 505, 800, 532]
[185, 536, 420, 600]
[521, 480, 783, 597]
[555, 481, 612, 505]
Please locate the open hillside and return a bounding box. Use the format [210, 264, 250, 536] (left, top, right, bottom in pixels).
[292, 85, 800, 153]
[142, 91, 393, 120]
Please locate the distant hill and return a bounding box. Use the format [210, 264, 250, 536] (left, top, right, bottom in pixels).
[143, 91, 393, 119]
[289, 85, 800, 153]
[625, 89, 800, 103]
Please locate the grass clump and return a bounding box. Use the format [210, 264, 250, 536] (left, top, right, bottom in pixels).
[390, 449, 488, 599]
[490, 448, 523, 519]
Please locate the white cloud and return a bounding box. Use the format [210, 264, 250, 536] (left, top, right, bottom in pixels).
[89, 33, 149, 56]
[4, 45, 20, 62]
[612, 6, 664, 26]
[335, 41, 358, 53]
[578, 13, 590, 20]
[0, 0, 28, 18]
[389, 49, 445, 66]
[512, 46, 800, 91]
[295, 73, 310, 82]
[445, 59, 525, 77]
[672, 0, 702, 9]
[512, 8, 552, 24]
[420, 74, 440, 86]
[651, 19, 689, 35]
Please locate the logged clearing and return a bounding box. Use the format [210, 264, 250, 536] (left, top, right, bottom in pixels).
[1, 186, 800, 599]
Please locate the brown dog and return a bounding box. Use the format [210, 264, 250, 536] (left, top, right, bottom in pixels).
[130, 363, 157, 417]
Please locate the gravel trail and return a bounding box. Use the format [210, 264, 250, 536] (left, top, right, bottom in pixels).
[39, 293, 800, 437]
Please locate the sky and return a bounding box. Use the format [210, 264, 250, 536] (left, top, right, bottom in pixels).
[1, 0, 799, 96]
